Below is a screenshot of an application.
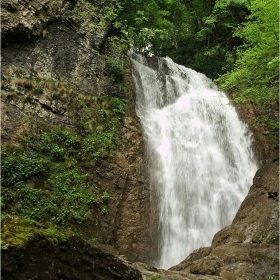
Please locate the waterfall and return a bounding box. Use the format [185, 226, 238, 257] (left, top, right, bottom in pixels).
[130, 53, 258, 269]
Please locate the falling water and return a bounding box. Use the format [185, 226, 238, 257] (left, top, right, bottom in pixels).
[130, 53, 258, 269]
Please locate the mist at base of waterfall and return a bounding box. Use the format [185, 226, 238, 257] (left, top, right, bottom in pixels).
[130, 53, 258, 269]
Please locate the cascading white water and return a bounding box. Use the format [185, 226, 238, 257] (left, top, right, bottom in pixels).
[130, 53, 258, 269]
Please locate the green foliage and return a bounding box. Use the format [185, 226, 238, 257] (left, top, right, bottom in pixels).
[149, 273, 161, 280]
[215, 0, 279, 141]
[1, 149, 99, 226]
[106, 56, 125, 81]
[108, 36, 128, 53]
[110, 97, 127, 115]
[73, 0, 122, 34]
[116, 0, 249, 78]
[188, 0, 250, 78]
[269, 235, 279, 245]
[101, 191, 110, 200]
[1, 95, 127, 242]
[73, 0, 97, 25]
[1, 149, 48, 186]
[268, 275, 276, 280]
[21, 127, 80, 161]
[101, 1, 122, 21]
[115, 0, 189, 55]
[217, 0, 279, 104]
[256, 118, 279, 132]
[100, 205, 108, 214]
[1, 216, 67, 249]
[253, 234, 264, 244]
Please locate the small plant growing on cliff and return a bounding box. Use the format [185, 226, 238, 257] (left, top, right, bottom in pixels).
[73, 0, 96, 20]
[110, 97, 127, 115]
[253, 234, 264, 243]
[108, 36, 128, 52]
[100, 205, 108, 214]
[268, 275, 276, 280]
[105, 56, 124, 82]
[269, 235, 279, 245]
[101, 191, 110, 200]
[149, 274, 161, 280]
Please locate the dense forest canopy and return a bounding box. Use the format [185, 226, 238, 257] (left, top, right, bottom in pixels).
[115, 0, 279, 127]
[115, 0, 251, 78]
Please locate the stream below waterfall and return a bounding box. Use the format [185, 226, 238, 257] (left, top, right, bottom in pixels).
[130, 53, 258, 269]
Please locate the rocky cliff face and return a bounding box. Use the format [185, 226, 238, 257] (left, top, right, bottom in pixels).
[1, 0, 152, 262]
[234, 102, 279, 164]
[1, 235, 143, 280]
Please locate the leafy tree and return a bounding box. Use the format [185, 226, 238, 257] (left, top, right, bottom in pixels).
[116, 0, 250, 78]
[115, 0, 189, 55]
[167, 0, 250, 78]
[116, 0, 277, 88]
[217, 0, 279, 104]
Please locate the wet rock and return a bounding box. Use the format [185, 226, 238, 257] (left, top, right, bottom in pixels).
[234, 102, 279, 162]
[212, 158, 279, 247]
[1, 235, 143, 280]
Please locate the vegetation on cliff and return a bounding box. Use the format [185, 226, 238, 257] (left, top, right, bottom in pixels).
[1, 0, 128, 247]
[216, 0, 279, 103]
[1, 89, 127, 247]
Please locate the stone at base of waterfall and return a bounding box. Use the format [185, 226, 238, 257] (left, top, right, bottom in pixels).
[1, 235, 142, 280]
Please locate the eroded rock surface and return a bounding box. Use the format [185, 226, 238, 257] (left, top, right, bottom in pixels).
[234, 102, 279, 162]
[1, 235, 143, 280]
